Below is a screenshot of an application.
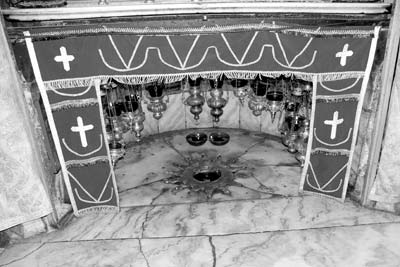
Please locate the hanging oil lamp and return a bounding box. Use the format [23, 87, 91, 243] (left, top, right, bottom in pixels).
[184, 77, 205, 121]
[145, 82, 168, 120]
[286, 115, 305, 153]
[291, 78, 304, 97]
[109, 140, 125, 166]
[303, 81, 313, 93]
[103, 82, 126, 165]
[294, 118, 310, 166]
[231, 79, 249, 105]
[207, 77, 227, 123]
[248, 76, 267, 116]
[121, 85, 146, 140]
[264, 77, 284, 123]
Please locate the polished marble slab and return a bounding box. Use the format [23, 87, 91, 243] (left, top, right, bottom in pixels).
[22, 195, 400, 244]
[2, 223, 400, 267]
[142, 196, 400, 238]
[0, 240, 148, 267]
[141, 236, 213, 267]
[116, 128, 302, 207]
[212, 223, 400, 267]
[114, 135, 182, 191]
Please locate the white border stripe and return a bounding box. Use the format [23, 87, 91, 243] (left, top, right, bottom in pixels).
[24, 31, 79, 215]
[299, 75, 318, 193]
[94, 79, 120, 209]
[341, 26, 381, 200]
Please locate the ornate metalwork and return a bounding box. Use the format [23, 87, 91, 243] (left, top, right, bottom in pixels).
[164, 154, 245, 199]
[144, 83, 168, 120]
[207, 78, 227, 122]
[231, 79, 249, 105]
[247, 78, 267, 116]
[184, 77, 205, 121]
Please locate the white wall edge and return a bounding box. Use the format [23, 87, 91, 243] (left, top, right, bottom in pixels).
[1, 2, 391, 21]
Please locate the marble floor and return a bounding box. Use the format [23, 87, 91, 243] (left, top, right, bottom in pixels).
[1, 129, 400, 267]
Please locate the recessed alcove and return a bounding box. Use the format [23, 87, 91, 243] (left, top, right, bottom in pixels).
[115, 128, 301, 207]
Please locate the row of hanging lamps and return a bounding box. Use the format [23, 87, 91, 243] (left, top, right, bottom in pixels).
[102, 81, 127, 165]
[120, 84, 145, 141]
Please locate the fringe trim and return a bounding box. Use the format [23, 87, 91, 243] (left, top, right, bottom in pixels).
[43, 71, 365, 89]
[24, 23, 375, 40]
[316, 94, 359, 103]
[51, 98, 99, 111]
[311, 148, 350, 156]
[65, 156, 110, 169]
[75, 205, 119, 216]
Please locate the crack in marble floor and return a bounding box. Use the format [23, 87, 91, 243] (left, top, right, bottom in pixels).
[138, 239, 150, 267]
[208, 236, 217, 267]
[0, 243, 44, 267]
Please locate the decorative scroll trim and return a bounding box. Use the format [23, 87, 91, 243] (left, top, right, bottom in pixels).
[24, 23, 375, 40]
[50, 98, 98, 111]
[311, 148, 350, 156]
[313, 128, 353, 147]
[62, 134, 104, 157]
[65, 156, 110, 169]
[316, 94, 360, 103]
[47, 81, 94, 97]
[306, 162, 347, 193]
[319, 77, 361, 93]
[43, 71, 365, 89]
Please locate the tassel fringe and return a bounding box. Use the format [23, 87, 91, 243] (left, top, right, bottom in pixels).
[51, 98, 99, 111]
[43, 71, 366, 89]
[316, 94, 359, 103]
[24, 23, 375, 41]
[66, 156, 110, 169]
[311, 148, 350, 156]
[75, 205, 119, 216]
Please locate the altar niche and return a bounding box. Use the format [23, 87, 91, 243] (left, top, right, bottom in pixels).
[101, 76, 311, 201]
[24, 24, 379, 215]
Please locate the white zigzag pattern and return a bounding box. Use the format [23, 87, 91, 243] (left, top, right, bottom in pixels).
[98, 32, 317, 72]
[68, 169, 114, 204]
[306, 162, 347, 193]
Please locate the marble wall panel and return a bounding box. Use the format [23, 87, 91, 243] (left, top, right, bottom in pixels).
[260, 109, 281, 136]
[215, 86, 240, 129]
[159, 93, 186, 132]
[239, 98, 262, 132]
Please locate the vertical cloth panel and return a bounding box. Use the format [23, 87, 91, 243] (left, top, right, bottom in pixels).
[45, 84, 119, 214]
[23, 24, 379, 214]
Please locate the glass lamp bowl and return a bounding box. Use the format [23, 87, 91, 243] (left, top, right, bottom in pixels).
[186, 132, 208, 146]
[209, 132, 230, 146]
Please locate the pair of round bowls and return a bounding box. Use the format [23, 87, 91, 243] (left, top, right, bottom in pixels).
[186, 132, 230, 146]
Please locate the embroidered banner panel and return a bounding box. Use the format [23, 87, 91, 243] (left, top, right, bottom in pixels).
[24, 23, 379, 214]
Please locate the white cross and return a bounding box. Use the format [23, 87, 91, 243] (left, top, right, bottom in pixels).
[335, 44, 353, 67]
[71, 116, 94, 148]
[54, 46, 75, 72]
[324, 111, 344, 140]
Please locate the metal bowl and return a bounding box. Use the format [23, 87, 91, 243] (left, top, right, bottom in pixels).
[186, 132, 208, 146]
[209, 132, 230, 146]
